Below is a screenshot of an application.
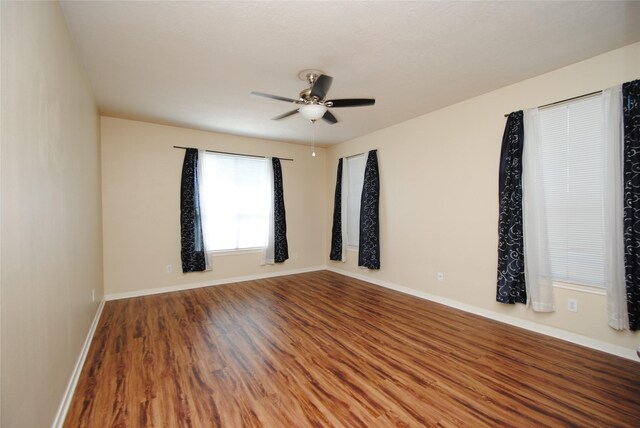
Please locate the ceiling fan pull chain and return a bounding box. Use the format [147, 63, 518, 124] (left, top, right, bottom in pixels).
[311, 122, 317, 157]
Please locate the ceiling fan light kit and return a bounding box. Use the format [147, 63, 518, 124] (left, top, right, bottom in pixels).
[299, 104, 327, 121]
[250, 69, 376, 125]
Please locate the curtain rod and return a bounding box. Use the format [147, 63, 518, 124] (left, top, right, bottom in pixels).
[503, 90, 602, 117]
[173, 146, 293, 161]
[346, 152, 366, 159]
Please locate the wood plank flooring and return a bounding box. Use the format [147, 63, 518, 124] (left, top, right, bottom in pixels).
[64, 270, 640, 427]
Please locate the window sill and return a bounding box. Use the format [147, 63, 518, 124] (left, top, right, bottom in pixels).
[552, 280, 606, 296]
[208, 247, 264, 257]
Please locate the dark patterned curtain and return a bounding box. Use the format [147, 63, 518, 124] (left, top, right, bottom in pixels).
[180, 149, 206, 273]
[329, 158, 343, 261]
[358, 150, 380, 269]
[272, 158, 289, 263]
[623, 79, 640, 330]
[497, 111, 527, 304]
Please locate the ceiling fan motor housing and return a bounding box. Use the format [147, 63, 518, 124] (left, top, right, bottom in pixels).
[299, 88, 313, 102]
[298, 70, 325, 104]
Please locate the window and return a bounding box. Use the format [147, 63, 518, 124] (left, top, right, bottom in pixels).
[200, 153, 270, 251]
[538, 95, 605, 287]
[346, 154, 366, 247]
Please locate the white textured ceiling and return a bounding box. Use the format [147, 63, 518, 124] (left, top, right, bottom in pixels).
[60, 1, 640, 146]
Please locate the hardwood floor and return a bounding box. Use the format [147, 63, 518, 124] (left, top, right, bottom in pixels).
[64, 270, 640, 427]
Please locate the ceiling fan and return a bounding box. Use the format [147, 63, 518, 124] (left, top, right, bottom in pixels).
[251, 70, 375, 124]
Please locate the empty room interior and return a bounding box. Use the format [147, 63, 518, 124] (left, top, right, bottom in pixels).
[3, 1, 640, 427]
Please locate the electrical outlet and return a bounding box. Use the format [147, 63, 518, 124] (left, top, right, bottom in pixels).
[437, 272, 444, 281]
[166, 264, 173, 273]
[567, 298, 578, 313]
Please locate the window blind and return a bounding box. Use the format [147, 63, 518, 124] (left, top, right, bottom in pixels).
[200, 153, 270, 251]
[346, 154, 366, 247]
[538, 95, 605, 287]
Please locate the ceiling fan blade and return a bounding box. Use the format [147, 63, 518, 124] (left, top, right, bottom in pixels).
[327, 98, 376, 108]
[321, 110, 338, 124]
[310, 75, 333, 100]
[272, 109, 299, 120]
[251, 92, 298, 103]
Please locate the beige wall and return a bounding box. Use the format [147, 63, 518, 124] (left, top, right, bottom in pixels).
[101, 117, 326, 296]
[326, 42, 640, 353]
[1, 10, 635, 427]
[1, 2, 103, 427]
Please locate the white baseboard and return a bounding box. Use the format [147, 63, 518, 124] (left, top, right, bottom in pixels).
[105, 265, 326, 301]
[326, 266, 639, 362]
[51, 299, 105, 428]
